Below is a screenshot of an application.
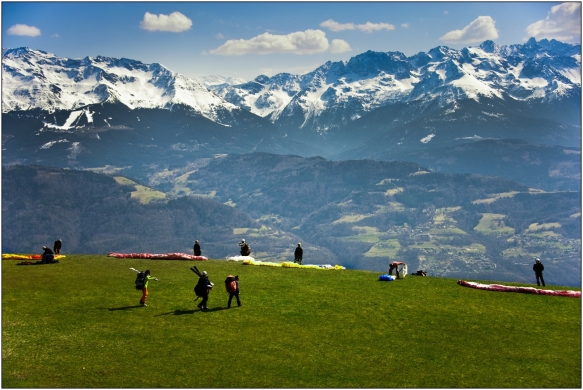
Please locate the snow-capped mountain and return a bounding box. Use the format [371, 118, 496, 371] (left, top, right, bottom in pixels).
[210, 37, 581, 133]
[193, 75, 247, 88]
[1, 47, 242, 125]
[1, 38, 581, 182]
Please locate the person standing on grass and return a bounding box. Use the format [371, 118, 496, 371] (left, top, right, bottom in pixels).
[131, 268, 158, 307]
[239, 239, 251, 256]
[294, 243, 303, 265]
[533, 258, 545, 287]
[193, 240, 201, 256]
[53, 239, 62, 254]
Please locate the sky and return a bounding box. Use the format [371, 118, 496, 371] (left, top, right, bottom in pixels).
[2, 1, 581, 81]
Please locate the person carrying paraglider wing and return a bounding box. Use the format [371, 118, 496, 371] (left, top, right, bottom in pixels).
[194, 271, 214, 310]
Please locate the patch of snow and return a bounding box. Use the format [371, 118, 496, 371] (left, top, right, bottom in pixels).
[40, 139, 70, 149]
[420, 134, 435, 143]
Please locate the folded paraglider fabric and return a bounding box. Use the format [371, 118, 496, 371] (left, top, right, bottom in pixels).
[3, 254, 66, 260]
[107, 252, 207, 261]
[457, 280, 580, 298]
[227, 255, 255, 261]
[379, 274, 395, 281]
[241, 259, 345, 270]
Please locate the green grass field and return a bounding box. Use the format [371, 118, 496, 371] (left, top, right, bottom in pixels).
[2, 255, 581, 388]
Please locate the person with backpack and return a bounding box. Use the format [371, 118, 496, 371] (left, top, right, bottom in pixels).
[533, 258, 545, 287]
[239, 239, 251, 257]
[194, 271, 213, 310]
[225, 275, 241, 308]
[294, 243, 303, 265]
[130, 268, 158, 307]
[193, 240, 201, 256]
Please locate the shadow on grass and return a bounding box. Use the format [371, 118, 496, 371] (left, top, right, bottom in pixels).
[155, 307, 229, 316]
[107, 305, 144, 311]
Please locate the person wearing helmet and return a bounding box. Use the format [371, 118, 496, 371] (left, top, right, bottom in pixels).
[195, 270, 213, 310]
[239, 239, 251, 256]
[294, 243, 303, 265]
[533, 258, 545, 287]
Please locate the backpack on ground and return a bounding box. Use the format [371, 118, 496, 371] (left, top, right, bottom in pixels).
[225, 275, 237, 293]
[135, 271, 146, 290]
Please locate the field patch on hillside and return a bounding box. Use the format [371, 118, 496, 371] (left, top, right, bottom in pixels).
[474, 213, 515, 234]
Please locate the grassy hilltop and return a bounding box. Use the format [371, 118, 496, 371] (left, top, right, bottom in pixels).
[2, 255, 581, 388]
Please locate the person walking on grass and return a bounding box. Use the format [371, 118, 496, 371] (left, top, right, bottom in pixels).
[131, 268, 158, 307]
[195, 271, 213, 310]
[225, 275, 241, 308]
[193, 240, 201, 256]
[533, 258, 545, 287]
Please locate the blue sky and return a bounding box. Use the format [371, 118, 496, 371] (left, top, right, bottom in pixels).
[2, 1, 581, 81]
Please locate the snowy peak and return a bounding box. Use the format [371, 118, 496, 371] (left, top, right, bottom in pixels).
[1, 47, 239, 124]
[210, 38, 580, 132]
[2, 39, 581, 134]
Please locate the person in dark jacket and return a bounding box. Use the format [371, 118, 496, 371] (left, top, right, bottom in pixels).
[533, 258, 545, 287]
[294, 243, 303, 265]
[53, 239, 62, 254]
[195, 271, 213, 310]
[41, 246, 55, 264]
[239, 239, 251, 256]
[193, 240, 201, 256]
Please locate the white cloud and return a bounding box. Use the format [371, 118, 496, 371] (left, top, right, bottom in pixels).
[7, 24, 41, 37]
[358, 21, 395, 33]
[320, 19, 355, 32]
[52, 33, 60, 38]
[401, 23, 409, 28]
[140, 12, 192, 32]
[211, 29, 339, 55]
[526, 2, 581, 41]
[320, 19, 395, 33]
[440, 16, 499, 44]
[330, 39, 352, 53]
[215, 32, 225, 39]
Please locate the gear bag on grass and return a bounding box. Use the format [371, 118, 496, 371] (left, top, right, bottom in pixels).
[135, 271, 146, 290]
[225, 275, 237, 293]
